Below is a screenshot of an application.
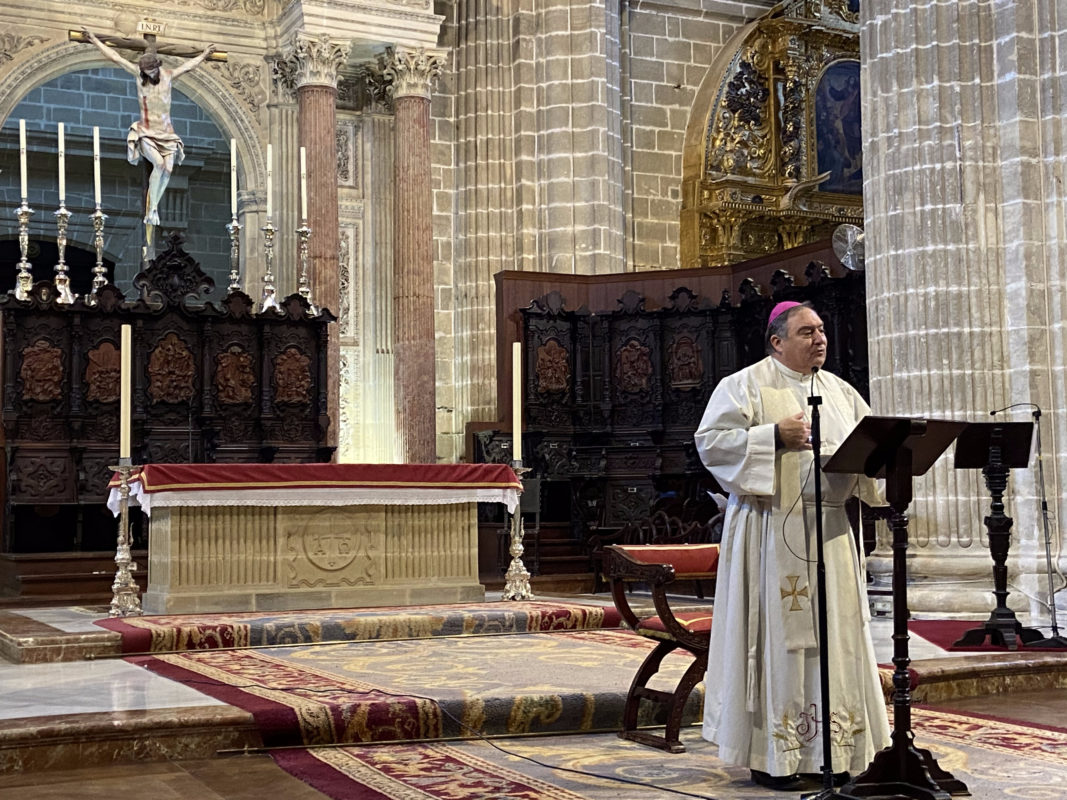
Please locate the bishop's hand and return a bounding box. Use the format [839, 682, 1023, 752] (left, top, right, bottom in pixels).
[777, 412, 812, 451]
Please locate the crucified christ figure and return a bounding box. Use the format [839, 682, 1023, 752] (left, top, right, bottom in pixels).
[81, 28, 216, 230]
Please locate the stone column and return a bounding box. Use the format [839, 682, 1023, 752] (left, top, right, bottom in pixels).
[383, 47, 447, 464]
[283, 33, 351, 453]
[861, 1, 1067, 620]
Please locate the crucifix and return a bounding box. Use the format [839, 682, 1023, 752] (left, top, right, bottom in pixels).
[70, 22, 226, 256]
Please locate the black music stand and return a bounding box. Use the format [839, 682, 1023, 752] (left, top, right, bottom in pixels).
[952, 421, 1042, 650]
[823, 416, 970, 800]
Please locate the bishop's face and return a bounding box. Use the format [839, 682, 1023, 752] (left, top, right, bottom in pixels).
[770, 306, 828, 373]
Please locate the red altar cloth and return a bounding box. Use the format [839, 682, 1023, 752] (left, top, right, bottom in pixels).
[108, 463, 521, 516]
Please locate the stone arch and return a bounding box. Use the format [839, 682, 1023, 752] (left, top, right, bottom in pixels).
[0, 41, 267, 212]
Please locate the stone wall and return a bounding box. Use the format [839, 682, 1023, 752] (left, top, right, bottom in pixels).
[433, 0, 773, 461]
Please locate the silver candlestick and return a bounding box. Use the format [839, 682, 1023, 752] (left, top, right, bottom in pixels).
[226, 217, 242, 293]
[13, 201, 34, 301]
[108, 463, 143, 617]
[53, 204, 76, 304]
[260, 219, 280, 312]
[87, 208, 108, 305]
[296, 221, 316, 314]
[501, 462, 535, 601]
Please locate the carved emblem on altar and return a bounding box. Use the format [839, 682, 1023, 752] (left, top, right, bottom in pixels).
[19, 339, 63, 402]
[285, 508, 380, 588]
[148, 332, 195, 404]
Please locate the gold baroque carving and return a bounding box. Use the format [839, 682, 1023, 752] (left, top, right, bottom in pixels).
[148, 332, 195, 405]
[825, 0, 860, 24]
[20, 339, 63, 402]
[0, 31, 47, 64]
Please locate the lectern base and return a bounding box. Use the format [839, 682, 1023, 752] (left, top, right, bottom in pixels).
[953, 614, 1044, 650]
[846, 737, 969, 799]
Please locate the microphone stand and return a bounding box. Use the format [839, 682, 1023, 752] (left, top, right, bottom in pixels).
[803, 368, 857, 800]
[1022, 408, 1067, 648]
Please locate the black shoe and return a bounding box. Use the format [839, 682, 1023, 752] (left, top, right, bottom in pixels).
[750, 770, 806, 791]
[800, 771, 851, 788]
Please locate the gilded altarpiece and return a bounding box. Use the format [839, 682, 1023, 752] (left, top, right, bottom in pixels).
[681, 0, 862, 266]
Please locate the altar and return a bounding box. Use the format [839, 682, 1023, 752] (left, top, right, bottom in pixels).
[108, 463, 521, 614]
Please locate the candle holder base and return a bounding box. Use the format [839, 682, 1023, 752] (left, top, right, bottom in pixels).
[108, 464, 143, 618]
[501, 463, 534, 602]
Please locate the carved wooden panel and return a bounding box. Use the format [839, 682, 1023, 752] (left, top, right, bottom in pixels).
[0, 234, 336, 553]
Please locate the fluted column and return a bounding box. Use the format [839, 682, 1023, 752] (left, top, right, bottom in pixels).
[862, 0, 1067, 619]
[282, 33, 351, 453]
[384, 47, 447, 463]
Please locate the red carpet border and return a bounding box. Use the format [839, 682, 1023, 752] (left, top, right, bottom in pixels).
[128, 628, 701, 748]
[269, 707, 1067, 800]
[96, 601, 621, 653]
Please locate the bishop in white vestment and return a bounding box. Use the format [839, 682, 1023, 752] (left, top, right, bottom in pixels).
[694, 301, 890, 787]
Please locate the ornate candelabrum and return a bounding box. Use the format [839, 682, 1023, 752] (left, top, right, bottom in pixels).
[53, 204, 76, 304]
[260, 219, 280, 312]
[87, 208, 108, 305]
[13, 201, 34, 301]
[108, 463, 143, 617]
[296, 222, 317, 314]
[501, 462, 534, 601]
[226, 217, 242, 293]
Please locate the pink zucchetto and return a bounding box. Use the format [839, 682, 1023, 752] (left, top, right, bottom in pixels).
[767, 300, 802, 327]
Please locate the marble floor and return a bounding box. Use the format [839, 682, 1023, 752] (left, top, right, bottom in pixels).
[0, 600, 1063, 799]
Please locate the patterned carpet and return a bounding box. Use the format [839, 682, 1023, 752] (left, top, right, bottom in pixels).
[129, 628, 702, 747]
[270, 708, 1067, 800]
[96, 600, 621, 653]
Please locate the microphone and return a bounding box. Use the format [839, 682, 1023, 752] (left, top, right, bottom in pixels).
[990, 402, 1041, 418]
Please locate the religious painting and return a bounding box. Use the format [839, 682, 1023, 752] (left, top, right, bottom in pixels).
[815, 60, 862, 195]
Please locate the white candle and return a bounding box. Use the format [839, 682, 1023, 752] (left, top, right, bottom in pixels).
[93, 127, 101, 206]
[230, 138, 237, 217]
[18, 119, 27, 200]
[265, 143, 272, 220]
[512, 342, 522, 462]
[299, 146, 308, 222]
[120, 325, 132, 459]
[57, 122, 65, 206]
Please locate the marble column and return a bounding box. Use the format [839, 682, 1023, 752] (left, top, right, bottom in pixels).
[284, 33, 351, 453]
[384, 47, 447, 464]
[861, 0, 1067, 620]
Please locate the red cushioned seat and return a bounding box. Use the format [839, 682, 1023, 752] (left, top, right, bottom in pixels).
[604, 543, 718, 753]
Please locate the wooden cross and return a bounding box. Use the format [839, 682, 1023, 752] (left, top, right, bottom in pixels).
[69, 25, 227, 62]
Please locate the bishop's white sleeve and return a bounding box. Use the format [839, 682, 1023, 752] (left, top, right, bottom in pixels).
[693, 375, 777, 498]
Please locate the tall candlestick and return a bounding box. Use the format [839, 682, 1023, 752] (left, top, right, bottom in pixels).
[299, 146, 308, 222]
[93, 127, 101, 206]
[120, 325, 132, 460]
[230, 138, 237, 217]
[512, 342, 522, 462]
[18, 119, 27, 200]
[57, 123, 65, 206]
[265, 143, 272, 220]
